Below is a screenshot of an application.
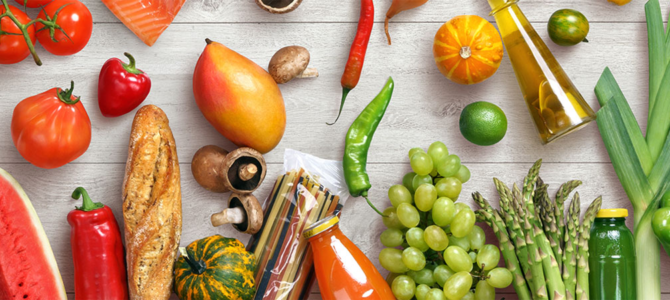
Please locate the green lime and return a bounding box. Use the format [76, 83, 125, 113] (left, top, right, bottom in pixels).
[459, 101, 507, 146]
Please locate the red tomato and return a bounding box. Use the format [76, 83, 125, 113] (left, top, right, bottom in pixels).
[14, 0, 53, 8]
[0, 6, 36, 64]
[11, 82, 92, 169]
[36, 0, 92, 56]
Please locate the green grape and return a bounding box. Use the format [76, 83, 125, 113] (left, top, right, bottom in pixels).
[389, 184, 413, 207]
[433, 264, 455, 287]
[386, 273, 401, 287]
[487, 267, 513, 288]
[402, 247, 427, 271]
[426, 288, 447, 300]
[413, 268, 435, 286]
[406, 227, 430, 251]
[442, 271, 473, 300]
[451, 208, 475, 238]
[379, 248, 410, 273]
[453, 202, 469, 215]
[437, 155, 461, 178]
[403, 172, 418, 194]
[449, 235, 470, 251]
[413, 174, 433, 191]
[456, 165, 471, 183]
[461, 291, 475, 300]
[469, 251, 477, 261]
[432, 197, 456, 226]
[380, 228, 404, 247]
[474, 280, 495, 300]
[392, 275, 416, 300]
[428, 141, 449, 166]
[468, 225, 486, 250]
[424, 225, 449, 251]
[382, 207, 406, 230]
[476, 244, 501, 271]
[411, 152, 434, 176]
[430, 167, 439, 177]
[442, 226, 451, 235]
[409, 147, 424, 159]
[397, 203, 421, 228]
[415, 184, 438, 211]
[416, 284, 431, 300]
[443, 246, 473, 272]
[436, 177, 462, 200]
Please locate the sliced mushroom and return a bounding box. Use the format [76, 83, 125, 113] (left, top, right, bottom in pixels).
[255, 0, 302, 14]
[269, 46, 318, 84]
[211, 193, 263, 234]
[191, 146, 267, 194]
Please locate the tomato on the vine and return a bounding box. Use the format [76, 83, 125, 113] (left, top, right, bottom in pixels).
[0, 6, 36, 64]
[14, 0, 53, 8]
[36, 0, 92, 56]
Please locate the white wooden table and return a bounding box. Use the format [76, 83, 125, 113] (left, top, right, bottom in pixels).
[1, 0, 669, 299]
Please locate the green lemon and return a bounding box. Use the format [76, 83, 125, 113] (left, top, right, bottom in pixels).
[459, 101, 507, 146]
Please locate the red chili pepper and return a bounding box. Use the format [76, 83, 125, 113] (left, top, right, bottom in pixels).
[68, 187, 128, 300]
[329, 0, 374, 125]
[98, 52, 151, 117]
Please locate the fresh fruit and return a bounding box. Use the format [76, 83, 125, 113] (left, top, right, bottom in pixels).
[548, 9, 590, 46]
[486, 267, 513, 288]
[444, 246, 473, 272]
[14, 0, 53, 7]
[459, 101, 507, 146]
[0, 6, 36, 64]
[415, 184, 438, 211]
[476, 244, 500, 271]
[424, 225, 449, 251]
[174, 235, 255, 300]
[98, 52, 152, 117]
[433, 15, 504, 85]
[402, 247, 427, 271]
[474, 280, 495, 300]
[392, 275, 416, 300]
[443, 271, 473, 300]
[436, 177, 462, 199]
[11, 81, 91, 169]
[0, 168, 67, 300]
[608, 0, 631, 5]
[193, 39, 286, 154]
[101, 0, 185, 46]
[381, 228, 405, 247]
[380, 248, 410, 274]
[411, 152, 434, 176]
[36, 0, 92, 56]
[389, 184, 413, 207]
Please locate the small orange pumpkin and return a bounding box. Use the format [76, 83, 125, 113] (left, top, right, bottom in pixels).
[433, 15, 504, 85]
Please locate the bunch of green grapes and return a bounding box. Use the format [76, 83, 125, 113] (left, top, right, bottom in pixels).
[379, 142, 512, 300]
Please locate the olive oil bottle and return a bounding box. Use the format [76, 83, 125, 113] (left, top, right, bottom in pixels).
[487, 0, 595, 144]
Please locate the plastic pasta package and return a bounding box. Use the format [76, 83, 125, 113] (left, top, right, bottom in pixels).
[248, 149, 349, 300]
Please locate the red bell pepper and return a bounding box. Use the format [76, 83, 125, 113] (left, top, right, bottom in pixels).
[98, 52, 151, 117]
[68, 187, 128, 300]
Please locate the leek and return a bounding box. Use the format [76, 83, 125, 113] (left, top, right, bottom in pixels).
[645, 0, 665, 114]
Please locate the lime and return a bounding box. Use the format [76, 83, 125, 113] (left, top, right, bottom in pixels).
[459, 101, 507, 146]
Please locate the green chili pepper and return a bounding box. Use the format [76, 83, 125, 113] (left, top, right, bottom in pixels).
[343, 77, 394, 216]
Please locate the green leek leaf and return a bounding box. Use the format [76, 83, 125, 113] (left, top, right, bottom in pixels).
[646, 0, 665, 114]
[647, 64, 670, 163]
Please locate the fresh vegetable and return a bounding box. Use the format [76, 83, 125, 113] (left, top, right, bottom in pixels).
[14, 0, 52, 8]
[384, 0, 428, 45]
[608, 0, 631, 5]
[191, 146, 267, 193]
[193, 39, 286, 154]
[343, 77, 394, 215]
[330, 0, 374, 124]
[101, 0, 185, 46]
[652, 205, 670, 256]
[268, 45, 318, 84]
[0, 4, 36, 64]
[459, 101, 507, 146]
[433, 15, 503, 85]
[11, 81, 91, 169]
[255, 0, 302, 14]
[36, 0, 92, 56]
[548, 9, 589, 46]
[593, 1, 670, 299]
[211, 193, 264, 234]
[174, 235, 255, 300]
[68, 187, 128, 300]
[473, 160, 602, 300]
[0, 167, 67, 300]
[98, 52, 151, 117]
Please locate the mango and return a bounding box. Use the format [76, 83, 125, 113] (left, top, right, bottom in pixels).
[193, 39, 286, 154]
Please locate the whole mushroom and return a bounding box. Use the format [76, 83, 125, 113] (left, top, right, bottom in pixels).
[255, 0, 303, 14]
[211, 193, 263, 234]
[191, 145, 267, 194]
[268, 46, 318, 84]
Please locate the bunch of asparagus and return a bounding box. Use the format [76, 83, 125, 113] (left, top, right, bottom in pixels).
[473, 159, 602, 300]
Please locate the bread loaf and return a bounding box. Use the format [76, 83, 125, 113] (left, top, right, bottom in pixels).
[122, 105, 182, 300]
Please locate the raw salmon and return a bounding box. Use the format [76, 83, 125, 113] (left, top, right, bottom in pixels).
[102, 0, 186, 46]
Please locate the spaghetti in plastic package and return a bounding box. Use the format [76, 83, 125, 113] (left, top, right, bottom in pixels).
[247, 149, 349, 300]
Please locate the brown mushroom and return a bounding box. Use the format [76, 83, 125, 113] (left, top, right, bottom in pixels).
[211, 193, 263, 234]
[255, 0, 302, 14]
[268, 46, 318, 84]
[191, 146, 267, 194]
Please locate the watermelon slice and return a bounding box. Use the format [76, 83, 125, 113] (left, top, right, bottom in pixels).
[102, 0, 186, 46]
[0, 168, 67, 300]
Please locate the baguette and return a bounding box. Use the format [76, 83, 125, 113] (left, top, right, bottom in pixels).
[122, 105, 182, 300]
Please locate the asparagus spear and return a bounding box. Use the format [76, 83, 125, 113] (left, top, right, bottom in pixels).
[555, 180, 583, 262]
[563, 193, 581, 299]
[536, 179, 562, 270]
[576, 197, 603, 300]
[495, 178, 532, 285]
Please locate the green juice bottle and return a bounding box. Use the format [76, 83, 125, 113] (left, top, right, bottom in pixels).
[588, 209, 636, 300]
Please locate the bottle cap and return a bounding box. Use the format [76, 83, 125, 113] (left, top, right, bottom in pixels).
[303, 216, 339, 239]
[596, 208, 628, 218]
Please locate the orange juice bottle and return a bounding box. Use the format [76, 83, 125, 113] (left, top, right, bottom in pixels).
[303, 216, 395, 300]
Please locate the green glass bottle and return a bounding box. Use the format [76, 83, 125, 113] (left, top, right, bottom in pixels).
[588, 209, 636, 300]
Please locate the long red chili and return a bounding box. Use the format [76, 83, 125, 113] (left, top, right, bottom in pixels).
[328, 0, 374, 125]
[67, 187, 128, 300]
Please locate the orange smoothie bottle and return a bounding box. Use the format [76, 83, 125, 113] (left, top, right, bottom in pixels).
[303, 216, 394, 300]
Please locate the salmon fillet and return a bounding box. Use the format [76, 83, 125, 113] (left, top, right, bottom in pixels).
[102, 0, 186, 46]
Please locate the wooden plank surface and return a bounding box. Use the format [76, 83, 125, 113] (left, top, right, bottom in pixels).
[0, 0, 668, 299]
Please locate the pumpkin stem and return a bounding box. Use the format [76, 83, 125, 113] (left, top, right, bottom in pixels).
[459, 46, 472, 59]
[179, 247, 207, 275]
